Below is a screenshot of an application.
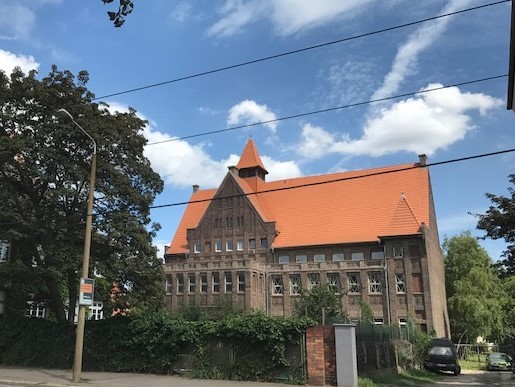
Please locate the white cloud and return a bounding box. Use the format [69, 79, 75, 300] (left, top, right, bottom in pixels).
[261, 156, 302, 181]
[208, 0, 373, 37]
[0, 49, 39, 75]
[227, 100, 278, 133]
[298, 84, 502, 158]
[0, 3, 35, 39]
[372, 0, 472, 101]
[170, 3, 192, 23]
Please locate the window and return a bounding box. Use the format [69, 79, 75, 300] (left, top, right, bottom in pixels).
[224, 272, 233, 293]
[395, 274, 406, 293]
[399, 318, 408, 326]
[374, 318, 384, 325]
[278, 255, 290, 264]
[226, 239, 233, 251]
[296, 254, 307, 263]
[412, 273, 423, 293]
[188, 274, 196, 293]
[290, 274, 301, 295]
[26, 302, 45, 318]
[272, 275, 283, 295]
[393, 245, 404, 258]
[215, 240, 222, 252]
[237, 272, 245, 292]
[371, 251, 384, 260]
[89, 302, 103, 320]
[332, 253, 344, 261]
[307, 273, 320, 290]
[204, 241, 211, 253]
[176, 274, 184, 294]
[236, 240, 244, 251]
[200, 273, 208, 293]
[165, 274, 173, 294]
[260, 238, 268, 248]
[236, 216, 241, 227]
[351, 252, 364, 261]
[314, 254, 326, 262]
[327, 273, 340, 293]
[409, 244, 420, 257]
[368, 272, 382, 294]
[193, 243, 201, 253]
[348, 273, 361, 293]
[249, 239, 256, 249]
[0, 240, 10, 262]
[212, 273, 220, 293]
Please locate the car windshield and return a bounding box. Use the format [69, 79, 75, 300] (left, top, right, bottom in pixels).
[429, 346, 453, 356]
[490, 353, 510, 361]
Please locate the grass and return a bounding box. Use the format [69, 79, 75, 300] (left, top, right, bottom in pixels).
[460, 359, 486, 371]
[359, 368, 439, 386]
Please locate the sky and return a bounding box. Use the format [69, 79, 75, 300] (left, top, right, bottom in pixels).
[0, 0, 513, 262]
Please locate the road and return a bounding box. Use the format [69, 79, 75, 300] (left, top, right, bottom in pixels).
[433, 369, 515, 386]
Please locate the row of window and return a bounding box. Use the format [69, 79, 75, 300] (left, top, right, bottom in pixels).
[217, 195, 243, 209]
[277, 251, 384, 264]
[165, 272, 246, 294]
[193, 237, 268, 254]
[25, 301, 104, 320]
[214, 216, 245, 229]
[271, 272, 409, 296]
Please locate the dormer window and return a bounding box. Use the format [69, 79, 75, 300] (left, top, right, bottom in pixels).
[193, 243, 201, 253]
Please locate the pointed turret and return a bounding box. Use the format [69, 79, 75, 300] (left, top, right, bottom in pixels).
[235, 139, 268, 180]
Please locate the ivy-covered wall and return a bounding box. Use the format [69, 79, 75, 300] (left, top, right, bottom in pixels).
[0, 311, 313, 383]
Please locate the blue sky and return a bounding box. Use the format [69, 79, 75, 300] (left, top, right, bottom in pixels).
[1, 0, 513, 261]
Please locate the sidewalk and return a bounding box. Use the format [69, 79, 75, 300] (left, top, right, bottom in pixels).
[0, 366, 293, 387]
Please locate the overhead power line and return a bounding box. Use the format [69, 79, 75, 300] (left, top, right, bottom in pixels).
[148, 147, 515, 210]
[146, 74, 508, 145]
[93, 0, 509, 101]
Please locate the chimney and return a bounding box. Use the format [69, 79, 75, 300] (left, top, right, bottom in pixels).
[418, 154, 427, 167]
[228, 165, 239, 176]
[192, 185, 199, 193]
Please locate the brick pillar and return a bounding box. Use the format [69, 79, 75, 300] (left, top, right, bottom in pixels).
[306, 326, 337, 386]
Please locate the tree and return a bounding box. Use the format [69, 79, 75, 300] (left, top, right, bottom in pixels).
[0, 66, 164, 322]
[443, 232, 505, 343]
[294, 284, 345, 324]
[474, 174, 515, 277]
[102, 0, 134, 27]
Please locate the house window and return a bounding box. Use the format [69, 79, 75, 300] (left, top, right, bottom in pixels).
[395, 274, 406, 293]
[314, 254, 326, 262]
[371, 251, 384, 260]
[193, 243, 201, 253]
[89, 302, 103, 320]
[212, 273, 220, 293]
[236, 216, 241, 228]
[368, 272, 382, 294]
[351, 252, 364, 261]
[176, 274, 184, 294]
[307, 273, 320, 290]
[165, 274, 173, 294]
[399, 318, 408, 326]
[278, 255, 290, 264]
[332, 253, 344, 261]
[25, 302, 46, 318]
[327, 273, 340, 293]
[412, 273, 423, 293]
[393, 245, 404, 258]
[0, 240, 10, 262]
[260, 238, 268, 248]
[296, 254, 307, 263]
[347, 272, 361, 293]
[236, 240, 244, 251]
[290, 274, 301, 295]
[224, 272, 233, 293]
[215, 240, 222, 252]
[226, 239, 233, 251]
[248, 239, 256, 249]
[272, 275, 283, 295]
[237, 272, 245, 292]
[200, 273, 208, 293]
[374, 318, 384, 325]
[204, 241, 211, 253]
[188, 274, 196, 293]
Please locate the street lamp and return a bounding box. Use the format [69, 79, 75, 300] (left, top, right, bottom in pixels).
[57, 108, 97, 383]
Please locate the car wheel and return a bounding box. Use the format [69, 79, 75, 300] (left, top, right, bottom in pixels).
[453, 366, 461, 376]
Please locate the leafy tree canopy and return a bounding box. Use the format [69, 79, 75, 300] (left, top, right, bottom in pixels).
[294, 284, 345, 324]
[0, 65, 164, 322]
[474, 174, 515, 277]
[102, 0, 134, 27]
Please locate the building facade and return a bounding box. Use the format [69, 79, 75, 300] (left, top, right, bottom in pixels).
[164, 140, 450, 337]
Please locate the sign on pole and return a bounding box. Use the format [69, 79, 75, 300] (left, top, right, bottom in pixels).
[79, 278, 95, 306]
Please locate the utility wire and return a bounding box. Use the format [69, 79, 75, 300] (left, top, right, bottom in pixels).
[148, 147, 515, 210]
[146, 74, 508, 145]
[93, 0, 509, 101]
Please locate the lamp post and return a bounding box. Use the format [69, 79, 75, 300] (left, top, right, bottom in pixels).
[57, 108, 97, 383]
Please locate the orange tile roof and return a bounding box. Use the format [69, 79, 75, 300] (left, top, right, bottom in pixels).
[166, 144, 431, 254]
[236, 139, 268, 173]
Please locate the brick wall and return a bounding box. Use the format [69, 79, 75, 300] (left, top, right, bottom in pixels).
[306, 326, 336, 386]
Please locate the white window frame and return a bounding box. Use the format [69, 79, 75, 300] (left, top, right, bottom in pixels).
[188, 274, 196, 293]
[272, 275, 283, 295]
[224, 272, 233, 293]
[215, 240, 222, 252]
[212, 273, 220, 293]
[237, 272, 245, 292]
[395, 273, 406, 293]
[368, 272, 382, 294]
[393, 245, 404, 258]
[165, 275, 173, 294]
[278, 255, 290, 264]
[236, 240, 244, 251]
[314, 254, 326, 262]
[296, 254, 307, 263]
[226, 239, 233, 251]
[25, 302, 46, 318]
[290, 274, 301, 295]
[89, 302, 104, 320]
[200, 273, 208, 293]
[374, 318, 384, 325]
[348, 273, 361, 293]
[327, 273, 340, 294]
[176, 274, 184, 294]
[307, 273, 320, 290]
[332, 253, 344, 261]
[193, 242, 201, 253]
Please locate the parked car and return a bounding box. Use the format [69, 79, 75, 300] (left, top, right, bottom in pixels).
[424, 338, 461, 376]
[486, 352, 512, 371]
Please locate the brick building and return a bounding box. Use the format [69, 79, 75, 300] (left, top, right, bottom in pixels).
[164, 140, 450, 337]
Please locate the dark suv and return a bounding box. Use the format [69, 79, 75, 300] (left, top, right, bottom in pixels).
[424, 338, 461, 376]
